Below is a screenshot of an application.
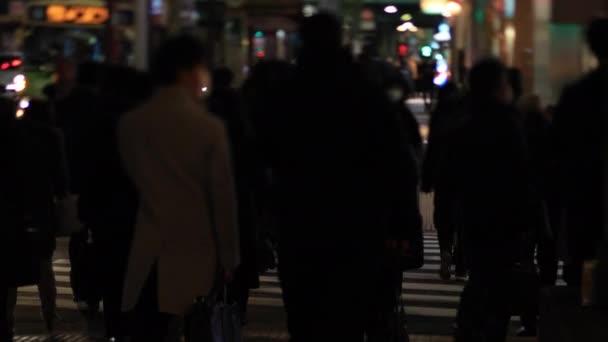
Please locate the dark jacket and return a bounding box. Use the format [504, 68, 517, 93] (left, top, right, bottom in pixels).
[421, 98, 467, 194]
[269, 50, 420, 254]
[452, 99, 536, 271]
[2, 116, 68, 286]
[554, 66, 607, 262]
[209, 88, 261, 288]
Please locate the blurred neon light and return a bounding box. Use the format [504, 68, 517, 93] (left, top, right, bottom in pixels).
[384, 6, 398, 14]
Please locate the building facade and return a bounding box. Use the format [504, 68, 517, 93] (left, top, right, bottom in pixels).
[463, 0, 607, 104]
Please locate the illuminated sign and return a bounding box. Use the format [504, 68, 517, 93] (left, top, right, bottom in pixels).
[46, 5, 109, 24]
[28, 5, 110, 25]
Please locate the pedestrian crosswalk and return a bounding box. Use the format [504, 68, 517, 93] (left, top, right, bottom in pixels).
[16, 232, 565, 336]
[17, 259, 77, 311]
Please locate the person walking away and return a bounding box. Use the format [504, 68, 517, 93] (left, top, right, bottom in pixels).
[78, 66, 152, 341]
[1, 97, 24, 342]
[269, 13, 416, 341]
[452, 59, 538, 342]
[7, 100, 69, 333]
[553, 17, 608, 286]
[515, 94, 556, 336]
[2, 97, 69, 336]
[46, 60, 104, 312]
[208, 67, 261, 323]
[421, 82, 467, 280]
[118, 35, 240, 342]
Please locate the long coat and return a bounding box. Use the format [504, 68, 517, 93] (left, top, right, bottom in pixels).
[118, 86, 240, 315]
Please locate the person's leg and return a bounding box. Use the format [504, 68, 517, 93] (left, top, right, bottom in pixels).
[278, 250, 317, 342]
[6, 287, 17, 338]
[68, 230, 88, 303]
[130, 265, 177, 342]
[278, 248, 366, 342]
[366, 266, 404, 342]
[434, 193, 454, 280]
[483, 276, 512, 342]
[538, 201, 559, 287]
[228, 265, 251, 321]
[455, 278, 482, 342]
[37, 257, 57, 332]
[0, 286, 11, 342]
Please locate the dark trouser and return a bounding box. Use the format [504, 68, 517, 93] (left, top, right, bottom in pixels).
[455, 271, 512, 342]
[227, 265, 251, 319]
[434, 193, 455, 256]
[366, 265, 404, 342]
[131, 266, 177, 342]
[0, 285, 11, 342]
[278, 246, 377, 342]
[93, 231, 131, 340]
[435, 192, 466, 274]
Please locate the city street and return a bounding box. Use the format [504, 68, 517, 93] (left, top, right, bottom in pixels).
[9, 99, 563, 342]
[11, 230, 559, 341]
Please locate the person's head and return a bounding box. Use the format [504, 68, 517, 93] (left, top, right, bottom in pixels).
[212, 67, 234, 91]
[151, 34, 209, 99]
[469, 58, 512, 104]
[587, 17, 608, 62]
[299, 13, 343, 63]
[102, 66, 154, 113]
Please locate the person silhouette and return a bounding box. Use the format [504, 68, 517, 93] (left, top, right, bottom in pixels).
[553, 17, 608, 286]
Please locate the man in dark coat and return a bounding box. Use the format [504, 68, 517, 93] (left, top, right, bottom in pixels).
[208, 67, 261, 321]
[269, 13, 420, 341]
[77, 66, 150, 341]
[453, 59, 537, 342]
[1, 97, 69, 339]
[553, 17, 608, 286]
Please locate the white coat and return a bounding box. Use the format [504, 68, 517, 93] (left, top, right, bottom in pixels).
[118, 86, 240, 315]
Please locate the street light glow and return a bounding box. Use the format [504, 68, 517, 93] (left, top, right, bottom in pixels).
[384, 6, 398, 14]
[397, 22, 417, 32]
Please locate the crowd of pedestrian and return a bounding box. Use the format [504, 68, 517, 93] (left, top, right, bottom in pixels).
[0, 12, 606, 342]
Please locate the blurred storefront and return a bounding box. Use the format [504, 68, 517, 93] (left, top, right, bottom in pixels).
[463, 0, 607, 105]
[20, 0, 135, 64]
[0, 1, 26, 52]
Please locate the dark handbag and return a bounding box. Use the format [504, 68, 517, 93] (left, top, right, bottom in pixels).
[185, 288, 242, 342]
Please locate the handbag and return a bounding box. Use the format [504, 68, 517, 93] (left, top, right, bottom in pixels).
[55, 194, 84, 237]
[185, 287, 242, 342]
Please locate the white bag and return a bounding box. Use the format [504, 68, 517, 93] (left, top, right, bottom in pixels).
[55, 194, 84, 237]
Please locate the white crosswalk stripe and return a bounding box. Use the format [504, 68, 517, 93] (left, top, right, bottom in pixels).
[17, 233, 565, 323]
